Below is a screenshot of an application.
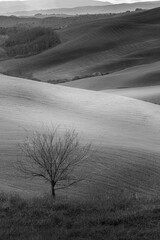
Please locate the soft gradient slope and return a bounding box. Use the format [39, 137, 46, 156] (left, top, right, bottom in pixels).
[62, 61, 160, 104]
[1, 74, 160, 198]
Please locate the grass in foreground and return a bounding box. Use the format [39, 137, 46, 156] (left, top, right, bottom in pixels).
[1, 193, 160, 240]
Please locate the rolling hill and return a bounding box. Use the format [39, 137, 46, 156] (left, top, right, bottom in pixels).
[0, 7, 160, 82]
[58, 7, 160, 105]
[62, 61, 160, 90]
[1, 74, 160, 198]
[1, 7, 160, 200]
[62, 60, 160, 104]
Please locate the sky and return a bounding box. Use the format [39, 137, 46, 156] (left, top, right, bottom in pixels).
[102, 0, 159, 2]
[0, 0, 158, 2]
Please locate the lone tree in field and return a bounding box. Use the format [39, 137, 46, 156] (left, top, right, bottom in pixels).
[17, 127, 91, 198]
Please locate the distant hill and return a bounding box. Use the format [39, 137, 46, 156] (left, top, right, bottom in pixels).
[1, 7, 160, 82]
[33, 0, 112, 9]
[34, 14, 71, 18]
[9, 1, 160, 16]
[0, 14, 112, 29]
[3, 0, 111, 15]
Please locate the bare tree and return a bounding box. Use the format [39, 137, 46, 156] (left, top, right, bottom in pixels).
[17, 127, 91, 198]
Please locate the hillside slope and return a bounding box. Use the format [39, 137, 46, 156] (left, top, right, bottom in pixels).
[62, 60, 160, 104]
[62, 61, 160, 90]
[102, 86, 160, 105]
[1, 74, 160, 198]
[0, 7, 160, 81]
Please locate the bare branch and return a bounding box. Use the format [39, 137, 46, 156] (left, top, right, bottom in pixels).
[16, 126, 92, 198]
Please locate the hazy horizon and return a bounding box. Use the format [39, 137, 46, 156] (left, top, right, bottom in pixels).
[0, 0, 159, 14]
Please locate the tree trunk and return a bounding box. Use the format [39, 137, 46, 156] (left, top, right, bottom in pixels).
[51, 183, 56, 199]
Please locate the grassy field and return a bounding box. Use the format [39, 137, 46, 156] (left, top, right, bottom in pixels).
[1, 8, 160, 239]
[1, 192, 160, 240]
[1, 7, 160, 240]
